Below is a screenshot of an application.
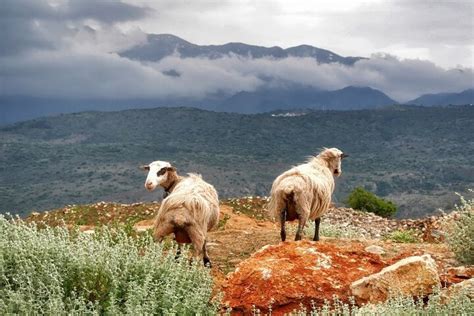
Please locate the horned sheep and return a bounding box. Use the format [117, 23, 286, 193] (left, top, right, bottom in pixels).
[267, 148, 348, 241]
[141, 161, 219, 266]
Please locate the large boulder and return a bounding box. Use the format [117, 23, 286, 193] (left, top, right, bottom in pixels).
[222, 240, 386, 314]
[350, 254, 440, 304]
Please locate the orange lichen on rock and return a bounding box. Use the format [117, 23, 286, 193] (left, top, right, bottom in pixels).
[222, 240, 387, 314]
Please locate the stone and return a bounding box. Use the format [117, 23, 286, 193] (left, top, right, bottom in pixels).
[350, 254, 440, 304]
[222, 240, 386, 314]
[365, 245, 385, 255]
[440, 278, 474, 304]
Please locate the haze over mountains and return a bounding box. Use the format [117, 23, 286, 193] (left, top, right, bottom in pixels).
[1, 34, 472, 125]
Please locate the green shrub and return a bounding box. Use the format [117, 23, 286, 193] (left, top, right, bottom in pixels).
[345, 187, 397, 218]
[384, 229, 419, 243]
[0, 216, 218, 315]
[445, 191, 474, 265]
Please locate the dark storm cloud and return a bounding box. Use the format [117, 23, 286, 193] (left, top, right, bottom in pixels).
[0, 0, 150, 56]
[0, 0, 472, 103]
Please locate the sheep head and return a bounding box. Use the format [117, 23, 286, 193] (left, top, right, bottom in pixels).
[141, 161, 177, 191]
[317, 147, 348, 177]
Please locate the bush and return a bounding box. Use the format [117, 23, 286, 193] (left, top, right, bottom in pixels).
[445, 191, 474, 265]
[385, 229, 419, 243]
[345, 187, 397, 218]
[284, 290, 474, 315]
[0, 216, 218, 314]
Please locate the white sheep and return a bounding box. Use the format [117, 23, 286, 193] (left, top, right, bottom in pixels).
[141, 161, 220, 266]
[267, 148, 348, 241]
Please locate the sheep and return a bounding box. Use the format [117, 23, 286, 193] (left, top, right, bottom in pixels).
[141, 161, 219, 266]
[267, 148, 348, 242]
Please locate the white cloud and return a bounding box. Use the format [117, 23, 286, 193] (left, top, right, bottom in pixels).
[2, 51, 472, 102]
[123, 0, 474, 68]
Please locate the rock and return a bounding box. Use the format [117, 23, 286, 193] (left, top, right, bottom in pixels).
[446, 266, 474, 279]
[364, 245, 385, 255]
[222, 240, 386, 314]
[440, 278, 474, 304]
[350, 254, 440, 304]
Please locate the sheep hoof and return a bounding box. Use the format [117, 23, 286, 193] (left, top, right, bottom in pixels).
[313, 237, 320, 242]
[204, 258, 212, 268]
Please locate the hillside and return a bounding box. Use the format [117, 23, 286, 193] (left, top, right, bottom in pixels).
[408, 89, 474, 106]
[20, 196, 473, 314]
[1, 105, 473, 218]
[215, 86, 396, 113]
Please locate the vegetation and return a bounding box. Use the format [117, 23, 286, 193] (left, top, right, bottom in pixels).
[0, 215, 218, 315]
[445, 191, 474, 264]
[384, 229, 420, 243]
[345, 187, 397, 218]
[285, 291, 474, 315]
[1, 105, 473, 218]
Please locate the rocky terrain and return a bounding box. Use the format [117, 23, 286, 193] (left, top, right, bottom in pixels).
[25, 196, 473, 314]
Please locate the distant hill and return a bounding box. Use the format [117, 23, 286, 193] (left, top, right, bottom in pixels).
[407, 89, 474, 106]
[1, 105, 473, 218]
[217, 86, 396, 113]
[0, 85, 396, 125]
[119, 34, 364, 65]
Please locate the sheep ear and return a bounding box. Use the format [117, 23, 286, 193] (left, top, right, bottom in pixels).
[166, 166, 177, 172]
[140, 165, 150, 171]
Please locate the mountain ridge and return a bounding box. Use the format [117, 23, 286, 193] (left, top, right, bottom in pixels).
[119, 33, 365, 65]
[407, 88, 474, 106]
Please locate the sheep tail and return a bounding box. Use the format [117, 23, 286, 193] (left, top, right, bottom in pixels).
[268, 184, 294, 221]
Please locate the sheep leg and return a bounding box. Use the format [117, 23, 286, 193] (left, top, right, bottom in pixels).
[202, 240, 211, 268]
[295, 213, 308, 241]
[175, 243, 182, 260]
[185, 224, 207, 266]
[280, 209, 287, 241]
[313, 218, 321, 241]
[153, 221, 174, 242]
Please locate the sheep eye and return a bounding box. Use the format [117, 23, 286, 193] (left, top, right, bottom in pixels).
[157, 168, 167, 176]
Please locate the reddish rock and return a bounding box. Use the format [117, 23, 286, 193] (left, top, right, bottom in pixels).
[222, 240, 386, 315]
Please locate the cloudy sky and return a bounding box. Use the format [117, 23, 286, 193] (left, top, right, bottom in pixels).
[0, 0, 473, 104]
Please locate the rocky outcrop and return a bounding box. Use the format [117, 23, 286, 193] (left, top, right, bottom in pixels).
[222, 240, 386, 314]
[440, 278, 474, 303]
[350, 254, 440, 304]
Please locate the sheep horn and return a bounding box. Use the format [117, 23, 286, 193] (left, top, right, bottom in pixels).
[139, 165, 150, 171]
[341, 153, 349, 159]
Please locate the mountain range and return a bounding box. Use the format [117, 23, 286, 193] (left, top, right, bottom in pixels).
[0, 34, 472, 125]
[119, 34, 364, 65]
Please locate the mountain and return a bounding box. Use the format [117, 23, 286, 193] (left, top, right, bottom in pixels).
[119, 34, 365, 65]
[217, 86, 397, 113]
[0, 85, 396, 125]
[1, 105, 473, 218]
[407, 89, 474, 106]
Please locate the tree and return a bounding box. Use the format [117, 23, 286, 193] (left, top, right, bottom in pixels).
[346, 187, 397, 218]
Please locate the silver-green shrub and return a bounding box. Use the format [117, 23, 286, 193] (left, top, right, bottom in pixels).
[445, 191, 474, 265]
[284, 291, 473, 315]
[0, 216, 218, 315]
